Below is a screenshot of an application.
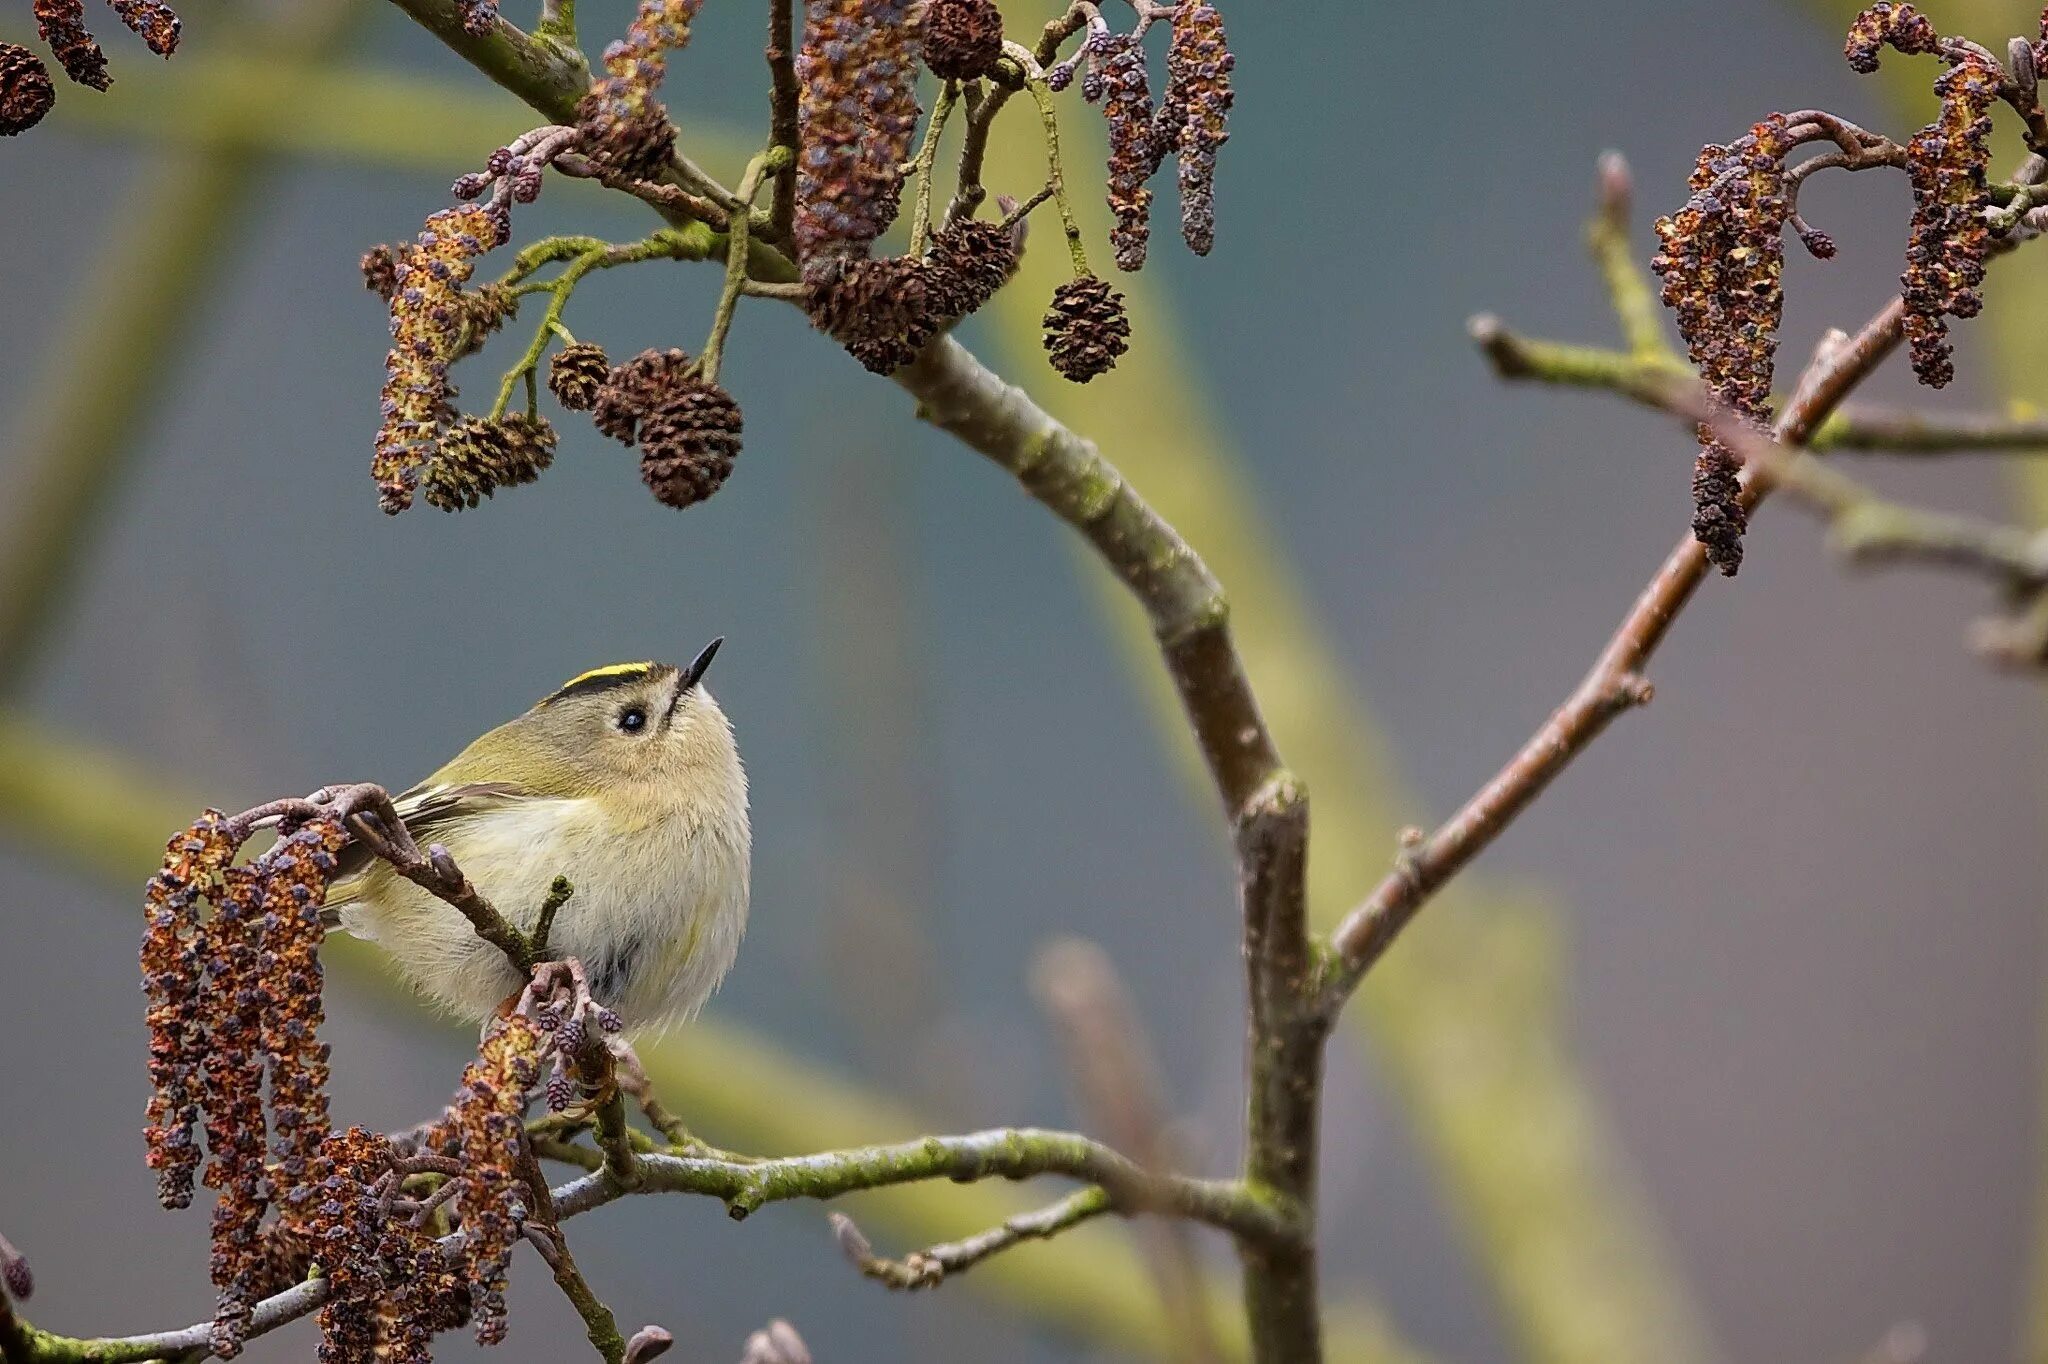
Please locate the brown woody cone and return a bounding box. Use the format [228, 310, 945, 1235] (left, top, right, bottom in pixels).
[924, 218, 1021, 320]
[803, 256, 944, 375]
[639, 380, 742, 509]
[592, 347, 694, 443]
[548, 341, 612, 412]
[921, 0, 1002, 81]
[421, 415, 556, 511]
[0, 44, 55, 135]
[1042, 276, 1131, 382]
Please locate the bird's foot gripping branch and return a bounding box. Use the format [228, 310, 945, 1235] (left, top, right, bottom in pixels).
[0, 786, 1297, 1364]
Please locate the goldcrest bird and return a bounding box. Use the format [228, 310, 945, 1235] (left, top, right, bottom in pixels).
[326, 640, 750, 1032]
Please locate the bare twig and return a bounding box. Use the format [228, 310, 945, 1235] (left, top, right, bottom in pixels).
[227, 783, 537, 971]
[1472, 313, 2048, 456]
[530, 874, 574, 960]
[829, 1190, 1113, 1290]
[1318, 299, 1910, 1014]
[546, 1129, 1297, 1245]
[908, 80, 960, 257]
[764, 0, 798, 241]
[518, 1140, 626, 1364]
[1587, 152, 1672, 361]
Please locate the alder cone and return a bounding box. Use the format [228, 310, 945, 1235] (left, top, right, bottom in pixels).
[1042, 276, 1131, 382]
[0, 43, 55, 135]
[592, 347, 694, 443]
[639, 381, 742, 509]
[925, 217, 1020, 320]
[921, 0, 1002, 81]
[803, 255, 944, 375]
[548, 341, 612, 412]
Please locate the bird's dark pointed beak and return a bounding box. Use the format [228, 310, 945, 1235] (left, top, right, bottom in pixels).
[681, 636, 724, 690]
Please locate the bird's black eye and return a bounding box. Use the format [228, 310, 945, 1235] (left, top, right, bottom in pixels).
[617, 706, 647, 734]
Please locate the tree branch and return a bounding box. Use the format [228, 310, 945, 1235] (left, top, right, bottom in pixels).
[13, 1115, 1292, 1364]
[764, 0, 798, 241]
[0, 0, 361, 695]
[1586, 151, 1674, 362]
[1318, 298, 1910, 1013]
[1472, 313, 2048, 456]
[549, 1129, 1298, 1245]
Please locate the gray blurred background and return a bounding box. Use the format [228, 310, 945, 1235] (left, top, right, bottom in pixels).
[4, 0, 2047, 1360]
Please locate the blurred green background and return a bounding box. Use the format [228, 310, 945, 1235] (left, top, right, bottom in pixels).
[4, 1, 2048, 1360]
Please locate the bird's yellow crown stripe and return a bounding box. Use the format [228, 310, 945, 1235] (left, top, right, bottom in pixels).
[541, 661, 661, 704]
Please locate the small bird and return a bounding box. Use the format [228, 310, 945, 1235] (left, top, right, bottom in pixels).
[327, 640, 750, 1032]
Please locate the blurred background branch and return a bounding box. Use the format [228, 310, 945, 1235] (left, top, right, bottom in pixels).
[0, 0, 358, 694]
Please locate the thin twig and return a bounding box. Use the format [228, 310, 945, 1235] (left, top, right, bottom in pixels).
[488, 227, 716, 418]
[1586, 152, 1672, 361]
[1019, 66, 1089, 276]
[519, 1141, 626, 1364]
[829, 1189, 1113, 1290]
[764, 0, 799, 242]
[907, 81, 960, 257]
[530, 875, 574, 961]
[1472, 313, 2048, 456]
[700, 151, 784, 385]
[1317, 299, 1911, 1014]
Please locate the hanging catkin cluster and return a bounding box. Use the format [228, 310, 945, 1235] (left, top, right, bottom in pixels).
[1162, 3, 1234, 256]
[140, 813, 350, 1356]
[1842, 4, 2000, 388]
[1091, 32, 1156, 273]
[575, 0, 702, 181]
[138, 799, 570, 1363]
[1651, 115, 1795, 576]
[17, 0, 180, 114]
[372, 206, 502, 513]
[793, 0, 923, 260]
[433, 1013, 546, 1345]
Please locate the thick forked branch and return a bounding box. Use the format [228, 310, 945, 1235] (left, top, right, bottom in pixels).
[1317, 299, 1910, 1013]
